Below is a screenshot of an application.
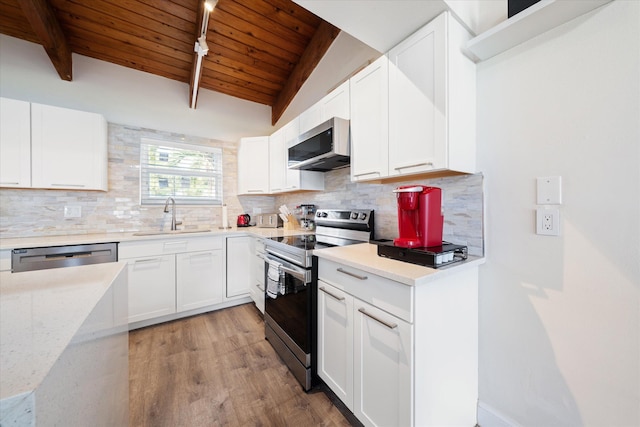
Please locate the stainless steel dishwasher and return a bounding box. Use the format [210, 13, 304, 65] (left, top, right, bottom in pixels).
[11, 242, 118, 272]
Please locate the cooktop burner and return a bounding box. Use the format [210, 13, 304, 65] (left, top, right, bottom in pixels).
[267, 234, 366, 251]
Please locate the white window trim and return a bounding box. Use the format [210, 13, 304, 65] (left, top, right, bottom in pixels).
[140, 138, 223, 206]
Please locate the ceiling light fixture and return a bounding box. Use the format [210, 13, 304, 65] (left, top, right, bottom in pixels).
[191, 0, 217, 109]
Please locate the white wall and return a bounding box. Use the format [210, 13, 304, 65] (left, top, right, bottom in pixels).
[0, 35, 271, 142]
[476, 1, 639, 426]
[0, 32, 379, 140]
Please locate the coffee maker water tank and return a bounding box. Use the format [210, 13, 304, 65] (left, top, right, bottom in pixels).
[393, 185, 444, 248]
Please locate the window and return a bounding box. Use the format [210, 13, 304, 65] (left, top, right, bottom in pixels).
[140, 138, 223, 205]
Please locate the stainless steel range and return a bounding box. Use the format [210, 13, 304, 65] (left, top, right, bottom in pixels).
[264, 208, 374, 391]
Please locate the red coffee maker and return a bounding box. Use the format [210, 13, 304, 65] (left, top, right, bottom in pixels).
[393, 185, 443, 248]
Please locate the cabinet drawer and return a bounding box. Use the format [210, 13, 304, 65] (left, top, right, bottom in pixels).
[318, 259, 413, 323]
[119, 236, 222, 258]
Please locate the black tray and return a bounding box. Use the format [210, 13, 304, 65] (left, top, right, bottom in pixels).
[370, 239, 468, 268]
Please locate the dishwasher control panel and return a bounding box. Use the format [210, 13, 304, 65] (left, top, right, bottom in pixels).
[12, 242, 118, 273]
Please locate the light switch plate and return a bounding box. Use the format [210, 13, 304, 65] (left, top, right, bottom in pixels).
[537, 176, 562, 204]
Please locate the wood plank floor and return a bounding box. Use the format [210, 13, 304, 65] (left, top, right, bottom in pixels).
[129, 303, 353, 426]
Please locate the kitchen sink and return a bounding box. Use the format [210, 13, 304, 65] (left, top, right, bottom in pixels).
[132, 229, 212, 236]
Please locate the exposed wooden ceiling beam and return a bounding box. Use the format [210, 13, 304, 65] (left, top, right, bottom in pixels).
[17, 0, 72, 81]
[271, 20, 340, 125]
[188, 1, 205, 109]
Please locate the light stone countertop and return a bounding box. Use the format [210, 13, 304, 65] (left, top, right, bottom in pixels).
[0, 227, 310, 251]
[313, 243, 484, 286]
[0, 262, 127, 401]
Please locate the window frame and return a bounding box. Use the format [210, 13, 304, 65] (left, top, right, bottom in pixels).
[139, 138, 223, 206]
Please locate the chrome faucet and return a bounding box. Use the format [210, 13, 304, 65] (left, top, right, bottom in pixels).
[163, 197, 182, 231]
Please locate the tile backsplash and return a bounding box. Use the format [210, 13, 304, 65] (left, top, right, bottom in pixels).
[0, 123, 483, 256]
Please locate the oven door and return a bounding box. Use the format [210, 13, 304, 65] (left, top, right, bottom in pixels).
[264, 254, 312, 357]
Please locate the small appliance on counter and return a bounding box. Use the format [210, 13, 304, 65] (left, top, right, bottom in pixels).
[294, 204, 316, 230]
[256, 213, 283, 228]
[373, 185, 467, 268]
[237, 213, 251, 227]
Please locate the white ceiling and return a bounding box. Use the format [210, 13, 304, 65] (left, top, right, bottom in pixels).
[294, 0, 508, 52]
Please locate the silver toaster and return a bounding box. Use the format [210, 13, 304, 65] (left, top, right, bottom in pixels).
[256, 213, 283, 228]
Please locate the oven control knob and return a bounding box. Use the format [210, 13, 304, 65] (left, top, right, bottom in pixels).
[350, 212, 358, 220]
[319, 212, 328, 218]
[359, 212, 367, 220]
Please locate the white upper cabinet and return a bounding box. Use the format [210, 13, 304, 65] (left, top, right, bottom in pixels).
[269, 118, 324, 194]
[0, 98, 31, 188]
[31, 103, 108, 191]
[349, 12, 476, 183]
[0, 99, 108, 191]
[350, 56, 389, 182]
[388, 12, 475, 177]
[299, 80, 350, 134]
[237, 136, 269, 195]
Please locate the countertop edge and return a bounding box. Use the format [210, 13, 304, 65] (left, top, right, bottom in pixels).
[313, 243, 485, 286]
[0, 228, 310, 250]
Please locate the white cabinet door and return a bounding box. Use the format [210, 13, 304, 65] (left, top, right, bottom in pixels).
[0, 98, 31, 188]
[350, 57, 389, 182]
[226, 236, 251, 298]
[176, 249, 224, 312]
[321, 80, 350, 121]
[269, 129, 286, 193]
[298, 80, 350, 135]
[237, 136, 269, 195]
[354, 299, 413, 427]
[388, 13, 446, 177]
[126, 254, 176, 323]
[31, 103, 108, 190]
[249, 237, 266, 313]
[317, 280, 354, 410]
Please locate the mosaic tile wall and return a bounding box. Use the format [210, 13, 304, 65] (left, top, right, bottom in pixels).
[0, 122, 483, 256]
[275, 171, 484, 256]
[0, 123, 275, 238]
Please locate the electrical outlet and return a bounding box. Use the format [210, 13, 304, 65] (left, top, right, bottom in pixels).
[64, 205, 82, 218]
[536, 208, 559, 236]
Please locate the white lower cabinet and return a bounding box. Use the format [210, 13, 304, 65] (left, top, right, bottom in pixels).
[354, 300, 413, 427]
[249, 237, 266, 313]
[177, 250, 224, 312]
[226, 235, 251, 298]
[120, 236, 224, 325]
[317, 257, 478, 427]
[125, 254, 176, 323]
[317, 281, 354, 409]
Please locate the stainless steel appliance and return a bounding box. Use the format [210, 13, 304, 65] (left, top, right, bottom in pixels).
[11, 242, 118, 272]
[263, 208, 374, 391]
[288, 117, 350, 172]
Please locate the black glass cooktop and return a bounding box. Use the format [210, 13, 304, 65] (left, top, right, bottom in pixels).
[268, 234, 365, 251]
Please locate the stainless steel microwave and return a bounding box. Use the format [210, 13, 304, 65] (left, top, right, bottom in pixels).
[287, 117, 350, 172]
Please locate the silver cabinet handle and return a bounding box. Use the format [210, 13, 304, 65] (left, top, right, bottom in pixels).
[319, 286, 345, 301]
[51, 183, 86, 187]
[133, 257, 162, 264]
[353, 171, 380, 177]
[393, 162, 433, 170]
[358, 308, 397, 329]
[337, 267, 367, 280]
[0, 182, 20, 185]
[256, 283, 264, 291]
[247, 189, 264, 193]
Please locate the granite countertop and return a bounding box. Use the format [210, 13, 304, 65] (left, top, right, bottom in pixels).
[313, 243, 484, 286]
[0, 227, 311, 250]
[0, 262, 127, 401]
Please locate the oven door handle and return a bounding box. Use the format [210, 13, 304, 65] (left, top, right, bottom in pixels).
[264, 253, 308, 282]
[279, 264, 306, 282]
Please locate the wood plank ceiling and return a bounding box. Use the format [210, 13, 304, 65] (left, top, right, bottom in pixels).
[0, 0, 340, 125]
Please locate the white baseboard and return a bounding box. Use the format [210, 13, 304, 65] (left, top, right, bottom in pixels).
[477, 401, 523, 427]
